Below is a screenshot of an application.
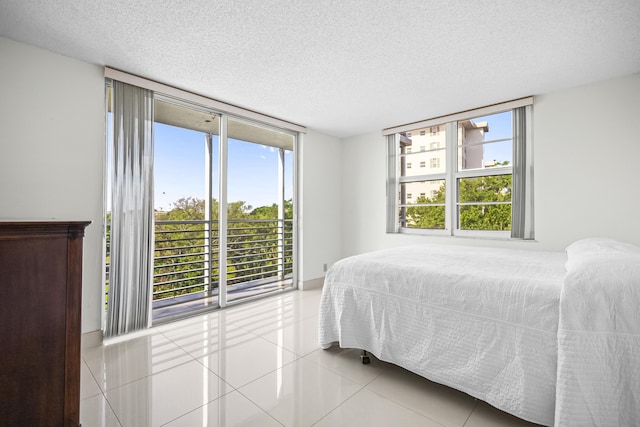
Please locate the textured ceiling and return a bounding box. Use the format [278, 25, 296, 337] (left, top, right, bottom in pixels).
[1, 0, 639, 138]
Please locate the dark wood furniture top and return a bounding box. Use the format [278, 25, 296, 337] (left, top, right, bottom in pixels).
[0, 221, 90, 427]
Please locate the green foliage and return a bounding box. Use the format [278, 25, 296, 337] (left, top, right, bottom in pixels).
[404, 174, 512, 231]
[458, 175, 511, 231]
[157, 197, 206, 221]
[405, 184, 446, 229]
[116, 197, 296, 303]
[250, 199, 294, 219]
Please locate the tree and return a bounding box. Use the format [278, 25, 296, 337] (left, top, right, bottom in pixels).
[150, 196, 294, 300]
[406, 184, 446, 229]
[158, 196, 206, 221]
[458, 174, 511, 231]
[404, 171, 512, 231]
[250, 199, 293, 219]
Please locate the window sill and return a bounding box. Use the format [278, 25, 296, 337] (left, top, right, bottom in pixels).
[393, 228, 537, 243]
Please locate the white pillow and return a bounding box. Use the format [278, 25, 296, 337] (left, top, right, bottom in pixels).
[565, 238, 640, 271]
[567, 237, 640, 257]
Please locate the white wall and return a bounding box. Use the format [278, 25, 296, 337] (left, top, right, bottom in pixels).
[3, 35, 637, 332]
[533, 73, 640, 248]
[0, 37, 344, 335]
[341, 72, 640, 256]
[300, 130, 343, 281]
[0, 37, 105, 333]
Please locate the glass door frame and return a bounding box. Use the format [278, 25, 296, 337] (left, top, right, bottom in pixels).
[151, 94, 300, 316]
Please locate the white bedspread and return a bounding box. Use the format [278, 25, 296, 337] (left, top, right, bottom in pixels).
[319, 244, 567, 426]
[555, 239, 640, 426]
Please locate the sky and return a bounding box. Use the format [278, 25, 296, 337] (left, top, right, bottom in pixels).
[153, 123, 293, 211]
[469, 110, 512, 166]
[108, 110, 509, 212]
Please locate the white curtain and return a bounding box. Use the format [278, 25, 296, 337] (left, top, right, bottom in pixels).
[106, 81, 154, 337]
[511, 105, 534, 239]
[386, 134, 399, 233]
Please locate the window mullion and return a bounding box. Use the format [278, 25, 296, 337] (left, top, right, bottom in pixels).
[455, 167, 513, 179]
[218, 115, 228, 308]
[399, 173, 447, 183]
[445, 122, 457, 234]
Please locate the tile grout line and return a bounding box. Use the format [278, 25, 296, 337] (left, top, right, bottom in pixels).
[461, 399, 480, 427]
[80, 358, 126, 427]
[80, 291, 329, 426]
[309, 383, 368, 426]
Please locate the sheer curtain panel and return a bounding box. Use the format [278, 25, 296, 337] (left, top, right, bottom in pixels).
[511, 105, 534, 239]
[106, 81, 154, 337]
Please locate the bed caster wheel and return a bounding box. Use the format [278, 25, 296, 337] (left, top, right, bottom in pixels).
[360, 350, 371, 364]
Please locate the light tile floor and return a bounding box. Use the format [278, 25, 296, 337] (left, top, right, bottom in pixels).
[81, 289, 543, 427]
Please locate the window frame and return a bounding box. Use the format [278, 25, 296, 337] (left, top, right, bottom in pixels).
[105, 76, 302, 323]
[385, 98, 533, 239]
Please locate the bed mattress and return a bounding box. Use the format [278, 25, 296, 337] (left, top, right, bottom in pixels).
[318, 244, 567, 426]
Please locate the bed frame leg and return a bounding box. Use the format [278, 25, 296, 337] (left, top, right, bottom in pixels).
[360, 350, 371, 364]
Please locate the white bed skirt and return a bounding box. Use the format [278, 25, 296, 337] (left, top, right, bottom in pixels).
[319, 244, 567, 426]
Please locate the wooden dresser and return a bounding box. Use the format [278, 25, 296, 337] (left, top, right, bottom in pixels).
[0, 221, 90, 427]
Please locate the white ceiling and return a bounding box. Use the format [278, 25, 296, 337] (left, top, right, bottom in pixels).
[1, 0, 639, 138]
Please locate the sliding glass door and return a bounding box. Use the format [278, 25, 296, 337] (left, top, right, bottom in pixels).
[225, 118, 295, 304]
[152, 99, 221, 321]
[105, 91, 298, 325]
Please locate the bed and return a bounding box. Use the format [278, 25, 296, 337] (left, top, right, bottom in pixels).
[318, 239, 640, 427]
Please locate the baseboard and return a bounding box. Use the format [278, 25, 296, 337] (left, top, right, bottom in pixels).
[82, 329, 103, 349]
[299, 277, 324, 291]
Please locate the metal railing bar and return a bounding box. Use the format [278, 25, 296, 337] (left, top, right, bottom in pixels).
[227, 219, 291, 224]
[154, 274, 207, 287]
[154, 243, 210, 252]
[226, 252, 284, 262]
[227, 231, 280, 239]
[155, 237, 210, 245]
[229, 269, 279, 280]
[154, 267, 209, 278]
[227, 237, 282, 247]
[237, 248, 287, 257]
[155, 220, 212, 225]
[153, 282, 217, 297]
[227, 258, 292, 273]
[227, 269, 283, 283]
[230, 256, 282, 268]
[154, 250, 208, 260]
[154, 259, 215, 270]
[154, 218, 292, 226]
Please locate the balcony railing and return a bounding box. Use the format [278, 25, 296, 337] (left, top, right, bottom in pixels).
[105, 218, 294, 316]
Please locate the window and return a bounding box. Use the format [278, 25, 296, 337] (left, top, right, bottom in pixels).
[386, 99, 533, 238]
[420, 161, 426, 168]
[430, 126, 438, 135]
[407, 162, 412, 169]
[420, 146, 426, 152]
[420, 130, 426, 136]
[105, 78, 300, 324]
[406, 147, 412, 153]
